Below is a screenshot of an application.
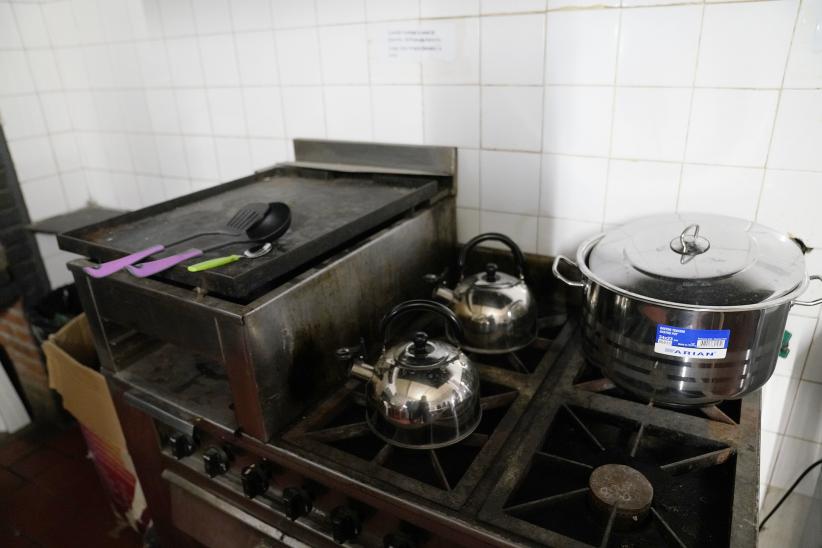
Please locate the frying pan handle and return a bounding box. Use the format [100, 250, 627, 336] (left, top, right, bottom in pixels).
[552, 255, 584, 288]
[458, 233, 526, 279]
[126, 249, 204, 278]
[793, 275, 822, 307]
[82, 245, 165, 278]
[379, 300, 463, 347]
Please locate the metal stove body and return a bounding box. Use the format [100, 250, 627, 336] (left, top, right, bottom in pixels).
[63, 141, 760, 548]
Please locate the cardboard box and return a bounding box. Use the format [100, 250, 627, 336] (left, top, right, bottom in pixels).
[43, 314, 149, 532]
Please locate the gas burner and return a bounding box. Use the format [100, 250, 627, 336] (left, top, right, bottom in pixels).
[499, 405, 735, 547]
[283, 377, 520, 509]
[588, 463, 654, 527]
[573, 360, 742, 425]
[466, 314, 567, 375]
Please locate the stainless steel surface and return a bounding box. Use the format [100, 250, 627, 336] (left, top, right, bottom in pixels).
[585, 213, 811, 307]
[341, 300, 481, 449]
[70, 141, 457, 441]
[553, 212, 819, 405]
[244, 242, 273, 258]
[111, 248, 760, 547]
[123, 390, 197, 437]
[431, 233, 538, 354]
[794, 274, 822, 306]
[581, 280, 790, 404]
[290, 138, 457, 177]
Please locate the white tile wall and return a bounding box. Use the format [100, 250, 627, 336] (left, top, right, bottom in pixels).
[545, 10, 618, 86]
[0, 0, 819, 510]
[617, 5, 701, 87]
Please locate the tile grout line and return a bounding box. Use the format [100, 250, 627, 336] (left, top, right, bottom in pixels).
[674, 0, 707, 211]
[312, 0, 329, 140]
[226, 0, 254, 167]
[535, 7, 549, 254]
[476, 12, 484, 238]
[753, 0, 803, 222]
[599, 3, 624, 231]
[757, 1, 807, 481]
[9, 2, 72, 222]
[270, 9, 292, 160]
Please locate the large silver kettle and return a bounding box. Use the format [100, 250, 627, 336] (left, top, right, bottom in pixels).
[336, 300, 481, 449]
[427, 233, 538, 354]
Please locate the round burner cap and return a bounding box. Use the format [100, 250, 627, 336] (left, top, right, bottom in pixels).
[589, 464, 653, 525]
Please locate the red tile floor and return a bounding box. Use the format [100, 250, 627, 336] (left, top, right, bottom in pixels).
[0, 422, 142, 548]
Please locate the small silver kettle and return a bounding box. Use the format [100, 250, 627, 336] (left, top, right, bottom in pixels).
[427, 233, 538, 354]
[336, 300, 481, 450]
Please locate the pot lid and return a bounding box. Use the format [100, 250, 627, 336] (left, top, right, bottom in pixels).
[586, 213, 806, 306]
[391, 332, 457, 368]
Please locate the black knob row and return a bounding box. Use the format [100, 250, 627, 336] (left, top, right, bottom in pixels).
[195, 448, 415, 546]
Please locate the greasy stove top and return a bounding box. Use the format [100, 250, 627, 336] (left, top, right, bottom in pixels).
[282, 319, 565, 510]
[278, 312, 759, 547]
[476, 328, 759, 548]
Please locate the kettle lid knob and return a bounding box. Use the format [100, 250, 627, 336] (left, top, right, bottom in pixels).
[411, 331, 430, 355]
[485, 262, 498, 282]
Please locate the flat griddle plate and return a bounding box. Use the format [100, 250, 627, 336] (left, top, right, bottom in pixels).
[59, 169, 438, 298]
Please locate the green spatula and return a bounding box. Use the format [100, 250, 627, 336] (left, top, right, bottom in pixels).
[187, 242, 273, 272]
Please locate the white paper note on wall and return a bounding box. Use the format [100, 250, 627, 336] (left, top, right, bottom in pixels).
[375, 23, 455, 62]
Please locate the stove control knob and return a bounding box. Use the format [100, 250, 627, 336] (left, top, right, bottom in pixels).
[168, 432, 195, 459]
[330, 506, 361, 544]
[383, 532, 417, 548]
[281, 487, 313, 521]
[202, 446, 230, 478]
[241, 462, 271, 499]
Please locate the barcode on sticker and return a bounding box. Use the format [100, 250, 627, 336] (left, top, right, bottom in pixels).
[697, 338, 726, 349]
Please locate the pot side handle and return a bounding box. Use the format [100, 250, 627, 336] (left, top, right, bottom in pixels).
[793, 275, 822, 307]
[552, 255, 584, 288]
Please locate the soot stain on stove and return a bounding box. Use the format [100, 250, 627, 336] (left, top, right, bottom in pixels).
[289, 325, 347, 400]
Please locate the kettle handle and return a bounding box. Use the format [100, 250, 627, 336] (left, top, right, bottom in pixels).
[380, 300, 463, 347]
[458, 233, 525, 280]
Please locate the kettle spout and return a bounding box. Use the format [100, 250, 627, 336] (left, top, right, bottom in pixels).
[433, 286, 457, 304]
[349, 360, 375, 382]
[336, 346, 375, 382]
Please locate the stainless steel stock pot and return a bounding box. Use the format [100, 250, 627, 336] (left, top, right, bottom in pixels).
[552, 213, 822, 406]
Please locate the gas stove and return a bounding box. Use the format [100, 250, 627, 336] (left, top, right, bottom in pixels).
[65, 141, 759, 547]
[122, 307, 758, 547]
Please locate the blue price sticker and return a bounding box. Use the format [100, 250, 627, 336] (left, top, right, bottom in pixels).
[654, 324, 730, 360]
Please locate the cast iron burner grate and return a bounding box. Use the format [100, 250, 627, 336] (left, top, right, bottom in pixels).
[502, 404, 735, 548]
[573, 360, 742, 425]
[283, 376, 521, 509]
[466, 314, 567, 375]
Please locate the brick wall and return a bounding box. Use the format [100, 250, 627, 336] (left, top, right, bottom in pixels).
[0, 125, 58, 422]
[0, 300, 58, 420]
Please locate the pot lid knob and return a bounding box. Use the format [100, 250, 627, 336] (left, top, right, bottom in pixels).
[485, 262, 498, 282]
[670, 223, 711, 261]
[411, 331, 430, 355]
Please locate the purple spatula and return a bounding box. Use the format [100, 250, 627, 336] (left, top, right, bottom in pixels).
[82, 203, 270, 278]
